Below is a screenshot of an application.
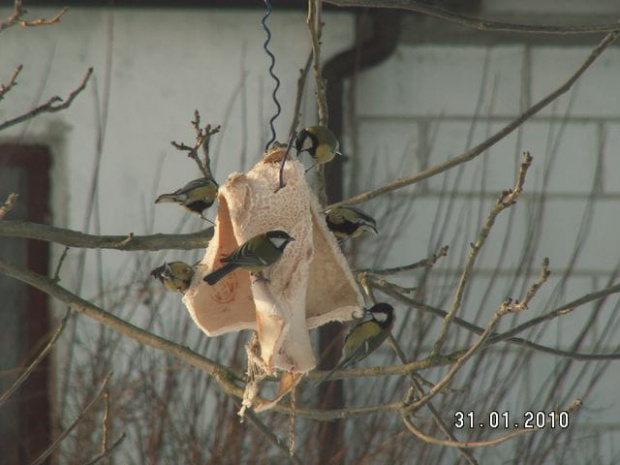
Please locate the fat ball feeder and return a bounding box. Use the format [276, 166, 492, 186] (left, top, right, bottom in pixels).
[183, 146, 363, 411]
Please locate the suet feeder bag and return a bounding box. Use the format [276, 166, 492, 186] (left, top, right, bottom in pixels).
[183, 147, 363, 405]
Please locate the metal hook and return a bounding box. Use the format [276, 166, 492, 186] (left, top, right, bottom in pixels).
[262, 0, 282, 151]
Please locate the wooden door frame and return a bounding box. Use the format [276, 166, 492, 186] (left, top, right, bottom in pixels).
[1, 144, 51, 463]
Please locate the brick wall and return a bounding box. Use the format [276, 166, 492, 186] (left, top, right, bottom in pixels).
[352, 42, 620, 460]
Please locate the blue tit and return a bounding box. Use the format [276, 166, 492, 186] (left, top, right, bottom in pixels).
[325, 206, 377, 240]
[151, 261, 195, 293]
[295, 125, 340, 167]
[318, 303, 395, 385]
[203, 230, 295, 285]
[155, 176, 218, 219]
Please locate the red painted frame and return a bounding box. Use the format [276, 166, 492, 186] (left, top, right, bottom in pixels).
[1, 144, 51, 464]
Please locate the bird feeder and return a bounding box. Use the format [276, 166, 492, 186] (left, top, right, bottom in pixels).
[183, 147, 363, 410]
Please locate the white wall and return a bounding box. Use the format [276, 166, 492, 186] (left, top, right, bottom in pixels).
[0, 6, 354, 295]
[354, 41, 620, 461]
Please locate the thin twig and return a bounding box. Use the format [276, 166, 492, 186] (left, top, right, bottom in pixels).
[324, 0, 620, 35]
[374, 280, 620, 362]
[0, 258, 235, 381]
[288, 388, 296, 458]
[487, 281, 620, 347]
[361, 245, 449, 275]
[171, 110, 220, 178]
[0, 65, 22, 101]
[0, 1, 68, 33]
[288, 50, 313, 139]
[278, 50, 314, 189]
[101, 390, 110, 453]
[328, 31, 620, 210]
[386, 334, 479, 465]
[0, 311, 68, 407]
[500, 257, 551, 313]
[307, 0, 328, 126]
[0, 67, 93, 131]
[17, 7, 68, 28]
[31, 373, 113, 465]
[432, 152, 532, 356]
[401, 256, 550, 415]
[52, 246, 70, 282]
[406, 296, 529, 412]
[277, 132, 298, 190]
[0, 251, 413, 423]
[0, 193, 18, 220]
[242, 407, 303, 465]
[83, 433, 126, 465]
[0, 220, 213, 251]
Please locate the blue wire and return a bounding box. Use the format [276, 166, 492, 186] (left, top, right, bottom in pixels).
[262, 0, 281, 151]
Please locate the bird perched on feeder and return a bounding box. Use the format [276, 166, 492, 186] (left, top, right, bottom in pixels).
[155, 176, 218, 220]
[325, 206, 377, 240]
[295, 125, 340, 169]
[151, 261, 195, 293]
[317, 303, 395, 386]
[203, 230, 295, 285]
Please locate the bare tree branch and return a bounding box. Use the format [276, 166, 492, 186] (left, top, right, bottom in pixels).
[307, 0, 328, 126]
[0, 65, 22, 102]
[0, 0, 68, 33]
[0, 67, 93, 131]
[432, 153, 532, 356]
[0, 220, 213, 251]
[0, 311, 68, 407]
[52, 246, 70, 282]
[0, 259, 410, 423]
[288, 51, 313, 139]
[328, 31, 620, 210]
[487, 282, 620, 347]
[31, 373, 112, 465]
[101, 388, 110, 453]
[170, 110, 220, 179]
[406, 296, 529, 413]
[324, 0, 620, 35]
[83, 433, 126, 465]
[241, 407, 304, 465]
[359, 245, 449, 276]
[0, 258, 236, 382]
[386, 334, 480, 465]
[373, 280, 620, 362]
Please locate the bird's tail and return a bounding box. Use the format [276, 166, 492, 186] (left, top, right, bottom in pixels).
[314, 362, 343, 388]
[203, 263, 239, 285]
[155, 193, 179, 204]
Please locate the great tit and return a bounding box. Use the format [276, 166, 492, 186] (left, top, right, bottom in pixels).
[151, 261, 195, 293]
[318, 303, 395, 385]
[295, 125, 340, 168]
[203, 230, 295, 285]
[325, 206, 378, 240]
[155, 176, 219, 219]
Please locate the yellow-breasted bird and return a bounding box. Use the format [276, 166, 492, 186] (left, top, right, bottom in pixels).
[203, 230, 295, 285]
[151, 261, 195, 293]
[295, 125, 340, 168]
[325, 206, 377, 240]
[155, 177, 218, 219]
[317, 303, 395, 385]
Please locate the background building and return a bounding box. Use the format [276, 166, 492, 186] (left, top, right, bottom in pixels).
[1, 1, 619, 463]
